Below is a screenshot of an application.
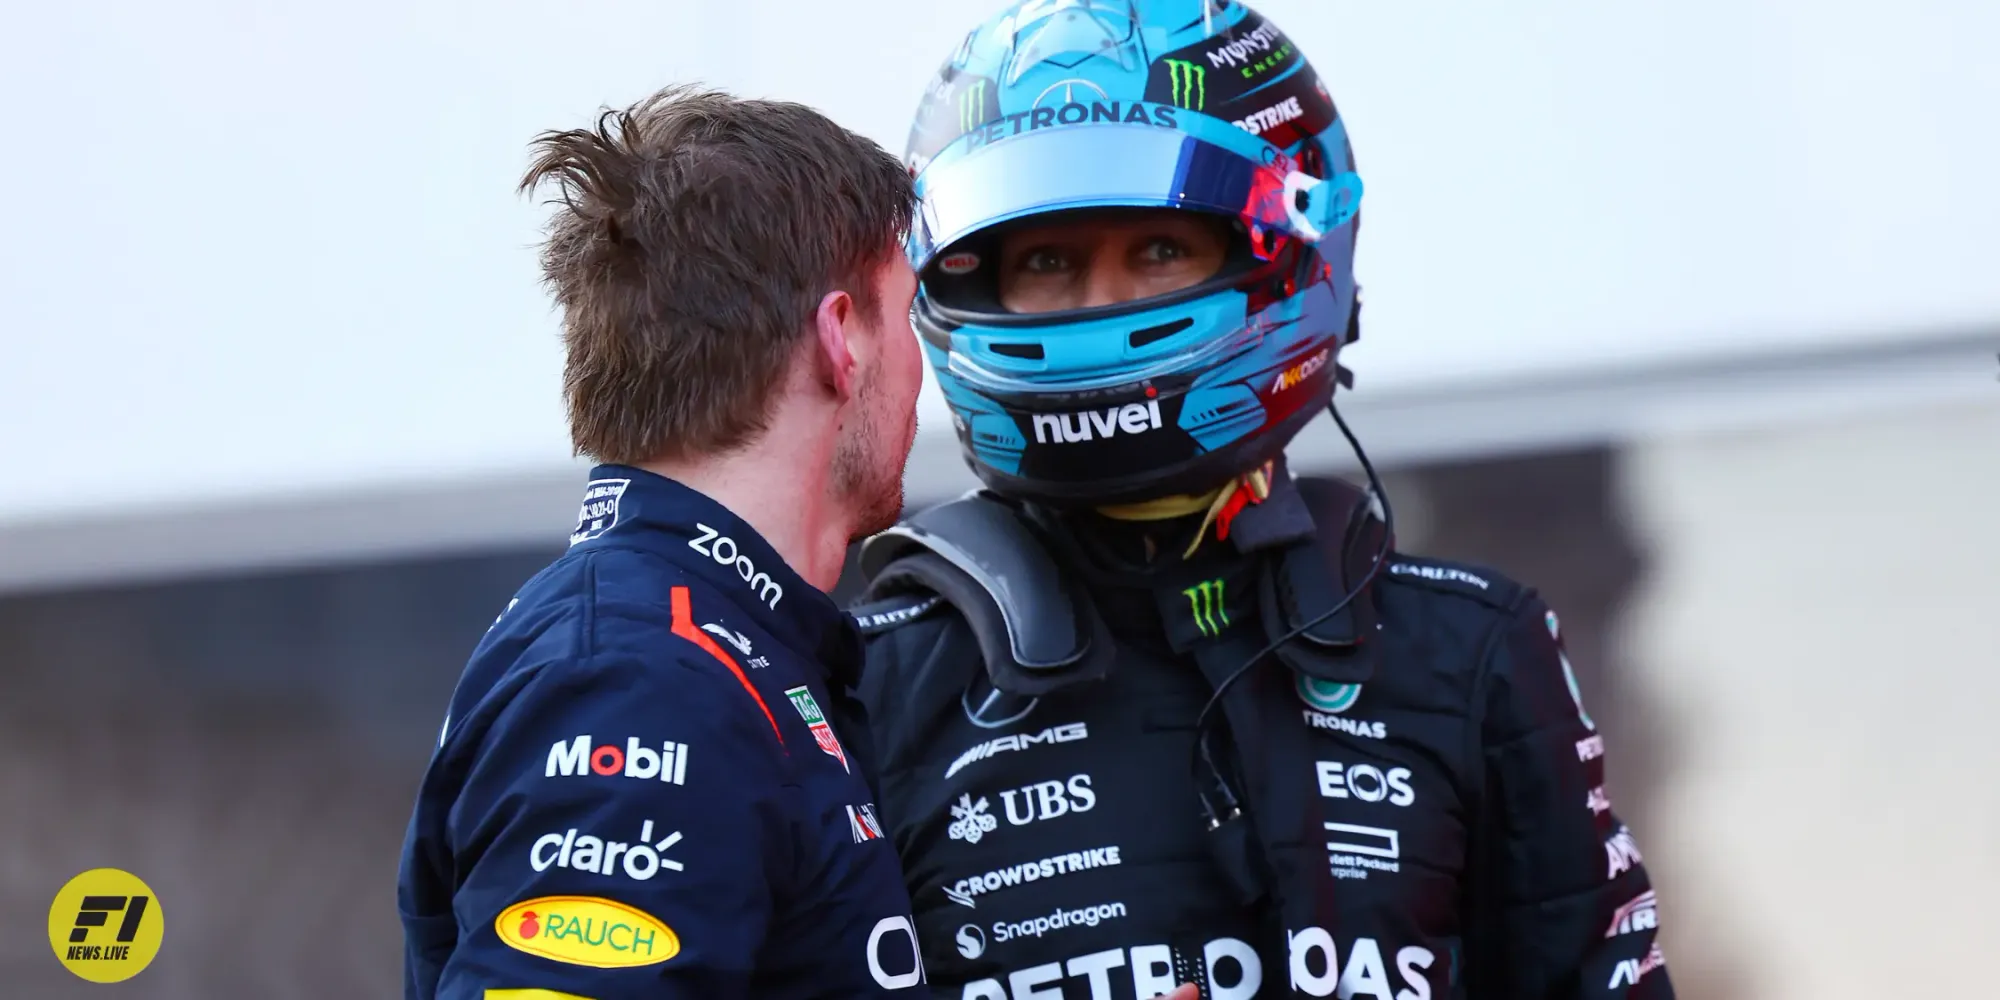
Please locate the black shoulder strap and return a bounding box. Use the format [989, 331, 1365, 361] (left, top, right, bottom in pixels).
[1258, 475, 1393, 685]
[856, 492, 1116, 696]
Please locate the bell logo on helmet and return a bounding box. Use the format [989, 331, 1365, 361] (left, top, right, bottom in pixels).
[1031, 400, 1162, 444]
[1164, 59, 1206, 111]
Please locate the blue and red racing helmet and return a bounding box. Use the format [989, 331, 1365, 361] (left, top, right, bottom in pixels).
[905, 0, 1363, 507]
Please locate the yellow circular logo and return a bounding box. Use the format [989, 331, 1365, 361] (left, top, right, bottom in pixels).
[47, 868, 165, 983]
[496, 896, 679, 968]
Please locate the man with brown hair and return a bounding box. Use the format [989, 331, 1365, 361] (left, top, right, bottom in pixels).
[397, 85, 930, 999]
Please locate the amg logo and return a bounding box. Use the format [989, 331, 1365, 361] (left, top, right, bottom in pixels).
[1032, 400, 1163, 444]
[944, 722, 1088, 780]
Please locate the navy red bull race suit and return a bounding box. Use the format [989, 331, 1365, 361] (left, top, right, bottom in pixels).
[398, 466, 927, 999]
[849, 470, 1672, 999]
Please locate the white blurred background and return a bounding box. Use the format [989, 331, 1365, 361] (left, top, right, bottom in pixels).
[1, 1, 1996, 996]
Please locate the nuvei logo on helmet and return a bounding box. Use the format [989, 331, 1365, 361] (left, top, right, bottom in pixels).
[1031, 400, 1162, 445]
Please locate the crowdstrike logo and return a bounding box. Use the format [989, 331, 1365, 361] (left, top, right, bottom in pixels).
[943, 722, 1087, 780]
[1031, 400, 1163, 444]
[942, 846, 1123, 908]
[546, 736, 689, 785]
[689, 523, 784, 609]
[1235, 95, 1306, 136]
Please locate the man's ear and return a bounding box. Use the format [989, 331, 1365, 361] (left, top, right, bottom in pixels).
[812, 289, 859, 401]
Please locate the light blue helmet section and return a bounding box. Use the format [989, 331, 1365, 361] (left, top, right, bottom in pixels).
[906, 0, 1364, 507]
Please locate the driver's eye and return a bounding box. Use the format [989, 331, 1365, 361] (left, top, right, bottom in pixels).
[1138, 237, 1189, 263]
[1019, 248, 1072, 274]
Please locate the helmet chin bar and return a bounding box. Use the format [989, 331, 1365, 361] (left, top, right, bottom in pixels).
[1283, 170, 1365, 243]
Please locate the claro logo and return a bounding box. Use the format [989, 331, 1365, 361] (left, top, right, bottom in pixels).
[1031, 400, 1163, 445]
[689, 524, 783, 609]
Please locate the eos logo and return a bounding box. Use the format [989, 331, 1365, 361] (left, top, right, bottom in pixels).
[1315, 760, 1414, 806]
[1031, 400, 1162, 444]
[689, 523, 783, 609]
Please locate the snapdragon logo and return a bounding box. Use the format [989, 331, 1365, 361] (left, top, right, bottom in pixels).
[1031, 400, 1163, 444]
[993, 901, 1128, 944]
[689, 523, 783, 609]
[943, 722, 1087, 780]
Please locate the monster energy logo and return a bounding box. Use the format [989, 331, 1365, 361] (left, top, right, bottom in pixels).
[1165, 59, 1205, 111]
[960, 79, 988, 131]
[1183, 578, 1229, 636]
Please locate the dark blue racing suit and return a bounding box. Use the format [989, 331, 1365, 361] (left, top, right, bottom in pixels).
[398, 466, 926, 999]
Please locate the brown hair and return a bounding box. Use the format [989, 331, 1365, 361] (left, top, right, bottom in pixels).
[520, 85, 914, 464]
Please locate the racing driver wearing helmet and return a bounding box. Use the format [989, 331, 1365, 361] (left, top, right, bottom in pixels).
[848, 1, 1674, 998]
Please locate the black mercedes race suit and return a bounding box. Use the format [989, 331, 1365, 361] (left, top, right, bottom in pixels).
[848, 470, 1672, 1000]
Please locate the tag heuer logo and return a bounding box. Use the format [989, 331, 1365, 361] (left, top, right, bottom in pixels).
[1296, 675, 1361, 714]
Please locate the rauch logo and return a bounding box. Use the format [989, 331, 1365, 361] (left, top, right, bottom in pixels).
[496, 895, 679, 968]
